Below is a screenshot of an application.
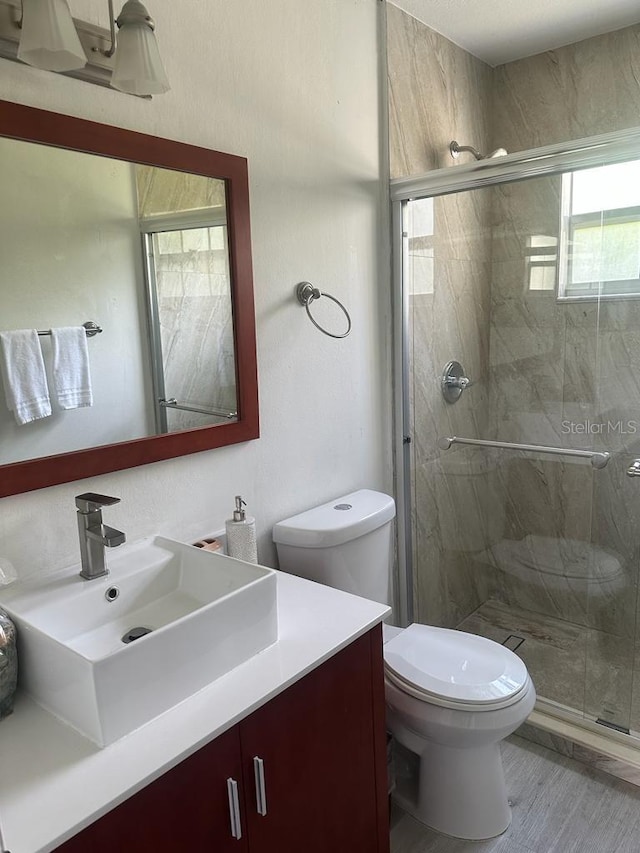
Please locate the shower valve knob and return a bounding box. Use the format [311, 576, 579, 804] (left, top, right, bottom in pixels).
[447, 375, 474, 390]
[441, 361, 474, 403]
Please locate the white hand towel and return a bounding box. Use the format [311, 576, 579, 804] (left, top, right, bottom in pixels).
[51, 326, 93, 410]
[0, 329, 52, 425]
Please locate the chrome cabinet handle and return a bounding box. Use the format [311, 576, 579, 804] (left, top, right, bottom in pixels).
[253, 756, 268, 816]
[227, 777, 242, 840]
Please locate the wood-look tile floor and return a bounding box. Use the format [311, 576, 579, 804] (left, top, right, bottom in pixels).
[390, 735, 640, 853]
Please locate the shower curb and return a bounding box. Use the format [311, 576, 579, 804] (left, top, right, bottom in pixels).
[518, 708, 640, 788]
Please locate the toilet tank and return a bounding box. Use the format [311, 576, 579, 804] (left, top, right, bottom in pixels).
[272, 489, 396, 606]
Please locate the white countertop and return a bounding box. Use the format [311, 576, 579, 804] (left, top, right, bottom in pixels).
[0, 570, 390, 853]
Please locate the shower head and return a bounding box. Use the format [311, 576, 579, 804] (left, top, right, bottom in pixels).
[449, 140, 508, 161]
[450, 140, 482, 160]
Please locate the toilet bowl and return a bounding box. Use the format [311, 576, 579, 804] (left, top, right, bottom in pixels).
[383, 623, 535, 839]
[273, 490, 536, 841]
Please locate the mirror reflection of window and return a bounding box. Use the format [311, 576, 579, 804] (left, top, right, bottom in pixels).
[559, 160, 640, 300]
[406, 198, 435, 295]
[526, 235, 558, 292]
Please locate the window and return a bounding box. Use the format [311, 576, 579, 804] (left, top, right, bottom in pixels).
[558, 160, 640, 300]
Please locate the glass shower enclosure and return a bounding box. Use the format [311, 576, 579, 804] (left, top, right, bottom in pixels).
[392, 127, 640, 739]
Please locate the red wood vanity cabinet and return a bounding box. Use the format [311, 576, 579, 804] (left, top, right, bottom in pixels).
[55, 625, 389, 853]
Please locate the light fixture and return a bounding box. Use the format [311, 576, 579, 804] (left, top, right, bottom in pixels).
[17, 0, 86, 72]
[0, 0, 170, 96]
[110, 0, 169, 95]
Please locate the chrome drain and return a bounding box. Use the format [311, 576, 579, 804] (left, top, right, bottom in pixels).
[122, 626, 153, 644]
[502, 634, 525, 652]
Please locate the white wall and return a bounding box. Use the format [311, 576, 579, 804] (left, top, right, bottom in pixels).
[0, 0, 392, 579]
[0, 142, 151, 463]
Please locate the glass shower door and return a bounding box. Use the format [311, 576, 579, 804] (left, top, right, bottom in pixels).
[574, 160, 640, 734]
[482, 172, 605, 724]
[401, 158, 640, 734]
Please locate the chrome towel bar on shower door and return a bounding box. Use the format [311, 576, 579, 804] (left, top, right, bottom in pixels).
[437, 436, 610, 469]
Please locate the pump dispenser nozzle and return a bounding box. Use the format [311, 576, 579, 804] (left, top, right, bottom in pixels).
[233, 495, 247, 522]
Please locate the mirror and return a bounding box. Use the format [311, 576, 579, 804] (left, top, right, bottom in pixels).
[0, 100, 258, 497]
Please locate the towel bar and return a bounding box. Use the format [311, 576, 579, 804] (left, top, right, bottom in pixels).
[437, 435, 610, 469]
[37, 321, 102, 338]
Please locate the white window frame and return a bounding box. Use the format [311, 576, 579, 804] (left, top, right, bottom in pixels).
[557, 171, 640, 301]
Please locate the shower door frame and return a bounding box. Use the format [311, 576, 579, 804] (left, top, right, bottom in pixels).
[391, 124, 640, 634]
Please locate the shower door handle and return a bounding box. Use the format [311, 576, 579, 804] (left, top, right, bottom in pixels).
[626, 459, 640, 477]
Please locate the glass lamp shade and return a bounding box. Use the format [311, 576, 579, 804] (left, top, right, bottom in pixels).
[111, 22, 170, 96]
[17, 0, 86, 72]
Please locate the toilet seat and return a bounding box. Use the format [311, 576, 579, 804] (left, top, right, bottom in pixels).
[383, 623, 529, 712]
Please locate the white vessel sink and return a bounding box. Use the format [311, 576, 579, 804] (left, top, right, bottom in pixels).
[0, 536, 278, 746]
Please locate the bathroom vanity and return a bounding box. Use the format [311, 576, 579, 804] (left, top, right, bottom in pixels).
[0, 570, 390, 853]
[56, 629, 386, 852]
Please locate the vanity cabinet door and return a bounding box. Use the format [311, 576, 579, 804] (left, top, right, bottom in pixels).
[55, 726, 248, 853]
[239, 628, 389, 853]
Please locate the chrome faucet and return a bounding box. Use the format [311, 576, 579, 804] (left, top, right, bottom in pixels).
[75, 493, 126, 580]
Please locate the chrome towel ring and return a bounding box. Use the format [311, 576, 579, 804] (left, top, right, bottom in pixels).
[295, 282, 352, 339]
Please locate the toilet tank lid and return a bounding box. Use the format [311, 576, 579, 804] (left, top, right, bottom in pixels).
[272, 489, 396, 548]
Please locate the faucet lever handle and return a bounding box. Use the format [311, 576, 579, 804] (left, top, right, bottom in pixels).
[75, 493, 121, 513]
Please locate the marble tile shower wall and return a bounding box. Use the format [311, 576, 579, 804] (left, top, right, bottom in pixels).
[387, 4, 493, 177]
[387, 3, 494, 628]
[388, 3, 640, 725]
[157, 247, 236, 431]
[492, 24, 640, 153]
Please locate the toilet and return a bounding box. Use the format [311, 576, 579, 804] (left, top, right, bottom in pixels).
[273, 489, 536, 841]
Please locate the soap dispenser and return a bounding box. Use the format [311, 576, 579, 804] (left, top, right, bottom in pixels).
[226, 495, 258, 563]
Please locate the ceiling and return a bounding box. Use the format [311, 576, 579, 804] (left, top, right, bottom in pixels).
[390, 0, 640, 66]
